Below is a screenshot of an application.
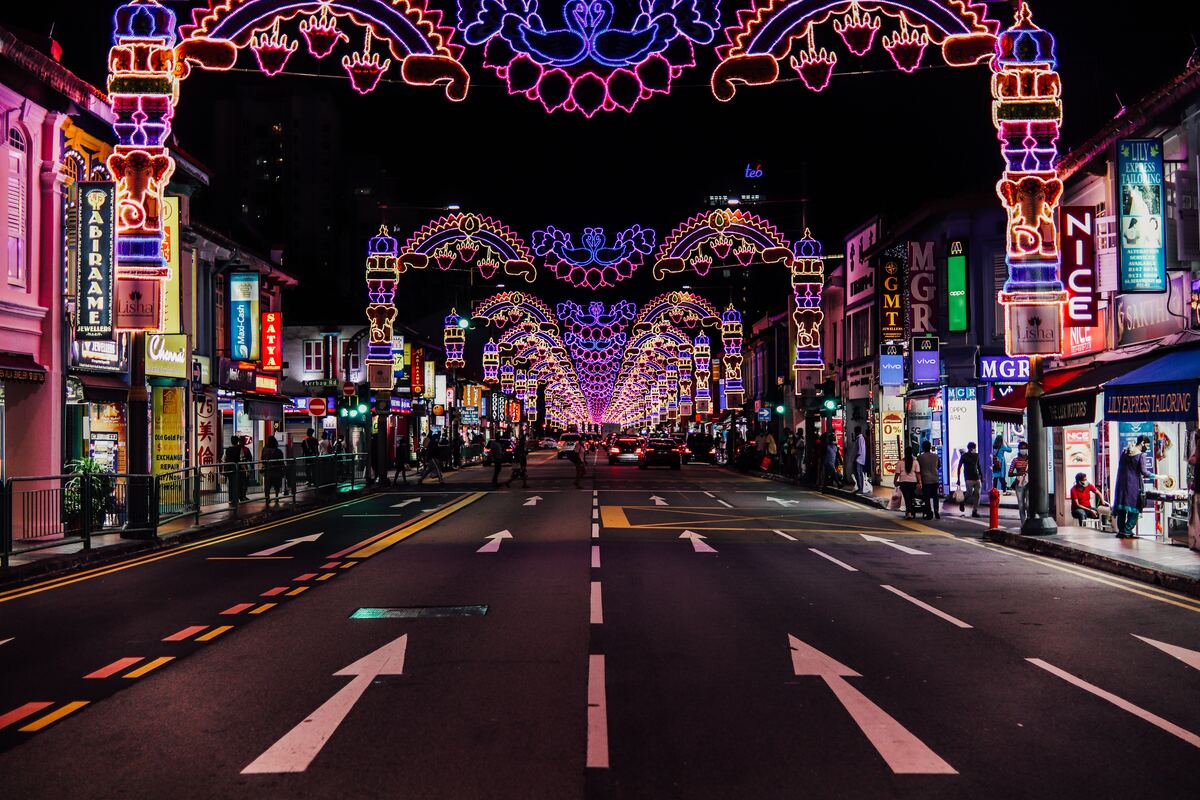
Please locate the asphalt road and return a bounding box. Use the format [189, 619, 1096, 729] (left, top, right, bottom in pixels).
[1, 449, 1198, 799]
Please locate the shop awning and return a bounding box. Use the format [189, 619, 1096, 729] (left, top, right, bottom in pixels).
[1103, 347, 1200, 423]
[980, 369, 1084, 424]
[1038, 355, 1157, 427]
[75, 372, 130, 403]
[0, 352, 46, 383]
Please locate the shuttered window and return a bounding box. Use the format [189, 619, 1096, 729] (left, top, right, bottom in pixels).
[7, 127, 27, 287]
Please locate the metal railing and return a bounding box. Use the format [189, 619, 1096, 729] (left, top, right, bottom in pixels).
[1, 454, 367, 567]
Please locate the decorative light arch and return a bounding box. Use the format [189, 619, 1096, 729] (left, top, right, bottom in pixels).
[654, 208, 793, 280]
[472, 290, 559, 331]
[532, 224, 656, 289]
[400, 212, 536, 283]
[557, 299, 638, 424]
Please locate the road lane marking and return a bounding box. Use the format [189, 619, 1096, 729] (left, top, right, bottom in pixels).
[248, 533, 323, 557]
[703, 492, 715, 498]
[714, 498, 733, 508]
[477, 530, 513, 553]
[391, 498, 422, 508]
[591, 545, 600, 568]
[773, 529, 797, 541]
[650, 495, 668, 506]
[341, 492, 487, 559]
[680, 531, 717, 553]
[0, 702, 53, 731]
[809, 548, 858, 572]
[249, 603, 276, 615]
[260, 587, 289, 597]
[286, 586, 309, 597]
[317, 572, 336, 581]
[0, 637, 11, 646]
[321, 562, 340, 569]
[206, 556, 293, 561]
[591, 582, 603, 624]
[0, 495, 374, 604]
[881, 586, 972, 629]
[600, 506, 630, 528]
[789, 636, 956, 775]
[221, 603, 255, 615]
[84, 657, 143, 679]
[524, 495, 543, 506]
[18, 701, 89, 732]
[293, 573, 317, 581]
[242, 635, 408, 774]
[591, 522, 599, 539]
[861, 534, 930, 555]
[339, 562, 355, 569]
[163, 625, 208, 642]
[195, 625, 233, 642]
[1027, 658, 1200, 749]
[123, 656, 174, 678]
[1133, 635, 1200, 671]
[587, 655, 609, 768]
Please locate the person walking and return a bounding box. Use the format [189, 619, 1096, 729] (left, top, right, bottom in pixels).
[780, 429, 794, 477]
[823, 436, 838, 488]
[507, 434, 529, 489]
[1113, 435, 1155, 538]
[261, 436, 285, 506]
[487, 437, 505, 488]
[956, 442, 983, 517]
[1008, 442, 1031, 523]
[853, 426, 868, 494]
[238, 436, 254, 499]
[416, 431, 444, 484]
[393, 436, 411, 486]
[992, 435, 1012, 492]
[916, 440, 941, 520]
[567, 435, 587, 488]
[222, 436, 243, 505]
[301, 427, 319, 485]
[895, 449, 921, 520]
[795, 430, 806, 480]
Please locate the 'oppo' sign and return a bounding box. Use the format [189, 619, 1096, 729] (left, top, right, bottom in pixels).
[978, 355, 1030, 383]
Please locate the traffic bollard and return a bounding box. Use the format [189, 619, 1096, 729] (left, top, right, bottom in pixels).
[988, 487, 1002, 533]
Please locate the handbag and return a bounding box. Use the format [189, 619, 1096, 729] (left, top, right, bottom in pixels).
[888, 486, 903, 510]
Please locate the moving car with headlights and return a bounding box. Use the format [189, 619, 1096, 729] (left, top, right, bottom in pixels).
[484, 438, 515, 464]
[608, 436, 644, 465]
[557, 432, 581, 458]
[638, 438, 682, 470]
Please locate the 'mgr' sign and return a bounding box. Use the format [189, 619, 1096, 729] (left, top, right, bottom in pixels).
[978, 355, 1030, 383]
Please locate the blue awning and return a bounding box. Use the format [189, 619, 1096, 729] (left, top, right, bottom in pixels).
[1103, 347, 1200, 423]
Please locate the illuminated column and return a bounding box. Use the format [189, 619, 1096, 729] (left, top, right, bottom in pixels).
[500, 361, 515, 395]
[444, 309, 466, 369]
[694, 333, 712, 416]
[364, 226, 400, 389]
[665, 362, 679, 421]
[108, 0, 177, 329]
[678, 350, 694, 417]
[792, 229, 826, 385]
[992, 3, 1066, 356]
[721, 307, 744, 409]
[482, 339, 500, 384]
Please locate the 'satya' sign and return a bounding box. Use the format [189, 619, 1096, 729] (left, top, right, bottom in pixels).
[76, 182, 115, 340]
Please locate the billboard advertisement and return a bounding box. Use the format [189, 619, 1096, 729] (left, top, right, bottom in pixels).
[911, 336, 940, 384]
[907, 241, 936, 335]
[160, 196, 182, 334]
[878, 253, 905, 341]
[261, 312, 283, 372]
[1117, 138, 1166, 293]
[947, 240, 968, 332]
[1060, 207, 1097, 327]
[228, 272, 260, 361]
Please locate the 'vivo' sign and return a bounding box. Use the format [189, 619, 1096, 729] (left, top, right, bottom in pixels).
[978, 355, 1030, 383]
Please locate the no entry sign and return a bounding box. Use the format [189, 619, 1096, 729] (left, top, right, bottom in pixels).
[309, 397, 327, 417]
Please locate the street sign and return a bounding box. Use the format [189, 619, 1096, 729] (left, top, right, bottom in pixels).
[342, 381, 355, 397]
[309, 397, 327, 417]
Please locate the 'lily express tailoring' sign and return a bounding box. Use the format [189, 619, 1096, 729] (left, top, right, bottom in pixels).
[1105, 384, 1196, 423]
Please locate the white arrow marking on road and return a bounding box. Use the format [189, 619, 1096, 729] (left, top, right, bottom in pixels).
[476, 530, 514, 553]
[248, 533, 324, 558]
[0, 637, 12, 647]
[788, 635, 957, 775]
[860, 534, 929, 556]
[680, 531, 716, 554]
[390, 498, 421, 508]
[766, 497, 799, 507]
[242, 634, 408, 774]
[650, 495, 668, 506]
[1134, 635, 1200, 671]
[523, 495, 543, 507]
[773, 529, 797, 541]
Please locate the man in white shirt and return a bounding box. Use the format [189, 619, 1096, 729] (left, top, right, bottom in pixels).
[853, 426, 868, 493]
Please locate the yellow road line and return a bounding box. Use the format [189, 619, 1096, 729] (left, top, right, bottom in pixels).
[600, 505, 631, 529]
[19, 701, 89, 732]
[317, 572, 336, 581]
[285, 586, 308, 597]
[123, 656, 174, 678]
[0, 494, 374, 604]
[345, 492, 487, 559]
[195, 625, 233, 641]
[249, 603, 276, 615]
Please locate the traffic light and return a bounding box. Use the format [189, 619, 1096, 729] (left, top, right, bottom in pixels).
[821, 396, 841, 414]
[774, 404, 787, 415]
[337, 395, 370, 423]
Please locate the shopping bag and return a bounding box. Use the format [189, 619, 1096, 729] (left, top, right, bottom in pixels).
[888, 486, 903, 511]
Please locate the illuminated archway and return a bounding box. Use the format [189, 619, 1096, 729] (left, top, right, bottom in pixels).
[401, 213, 536, 283]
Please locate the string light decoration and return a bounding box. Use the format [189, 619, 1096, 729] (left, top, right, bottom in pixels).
[654, 209, 792, 280]
[791, 229, 826, 378]
[473, 290, 559, 331]
[677, 348, 694, 417]
[364, 225, 400, 388]
[558, 300, 637, 423]
[401, 213, 536, 283]
[107, 0, 179, 331]
[500, 361, 515, 394]
[176, 0, 469, 100]
[444, 309, 466, 368]
[833, 2, 880, 56]
[458, 0, 720, 115]
[720, 306, 744, 409]
[693, 332, 712, 415]
[532, 224, 656, 289]
[882, 17, 930, 73]
[482, 338, 500, 383]
[992, 3, 1066, 356]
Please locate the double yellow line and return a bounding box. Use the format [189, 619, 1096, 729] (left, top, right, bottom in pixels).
[0, 494, 374, 604]
[344, 492, 486, 559]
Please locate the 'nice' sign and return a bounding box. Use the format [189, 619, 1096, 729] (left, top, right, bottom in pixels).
[1061, 207, 1097, 328]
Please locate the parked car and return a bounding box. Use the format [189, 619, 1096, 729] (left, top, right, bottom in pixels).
[687, 433, 718, 464]
[484, 438, 515, 465]
[639, 438, 682, 470]
[557, 433, 581, 458]
[538, 437, 558, 450]
[608, 436, 644, 465]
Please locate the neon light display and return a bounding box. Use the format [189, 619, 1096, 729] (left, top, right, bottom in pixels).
[558, 299, 637, 423]
[482, 338, 500, 383]
[655, 209, 792, 279]
[473, 290, 558, 330]
[720, 305, 744, 408]
[693, 332, 712, 415]
[532, 224, 655, 289]
[364, 225, 400, 388]
[444, 309, 466, 369]
[300, 5, 350, 58]
[459, 0, 720, 115]
[791, 228, 825, 377]
[401, 213, 536, 283]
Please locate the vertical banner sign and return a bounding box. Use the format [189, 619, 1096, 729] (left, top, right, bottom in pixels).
[424, 361, 436, 400]
[878, 255, 905, 341]
[1118, 139, 1167, 292]
[160, 196, 182, 334]
[76, 182, 116, 340]
[1060, 207, 1097, 327]
[261, 312, 283, 371]
[410, 347, 425, 395]
[906, 242, 936, 334]
[912, 336, 941, 384]
[947, 240, 969, 332]
[152, 385, 186, 475]
[391, 335, 406, 378]
[879, 343, 905, 386]
[228, 272, 261, 361]
[195, 392, 218, 489]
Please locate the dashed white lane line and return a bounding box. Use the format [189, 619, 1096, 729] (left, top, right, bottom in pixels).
[592, 508, 599, 521]
[774, 529, 797, 541]
[714, 498, 733, 508]
[587, 655, 610, 768]
[591, 522, 599, 539]
[881, 585, 972, 629]
[809, 548, 858, 572]
[590, 581, 603, 624]
[591, 545, 601, 569]
[703, 491, 715, 498]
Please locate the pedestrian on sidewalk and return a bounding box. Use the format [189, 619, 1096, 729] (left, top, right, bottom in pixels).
[222, 436, 243, 505]
[916, 440, 941, 520]
[894, 449, 920, 520]
[261, 436, 285, 506]
[507, 434, 529, 489]
[392, 437, 410, 486]
[992, 435, 1012, 493]
[956, 442, 983, 517]
[852, 426, 868, 494]
[1070, 473, 1107, 526]
[795, 430, 806, 479]
[1009, 442, 1030, 523]
[301, 428, 319, 485]
[487, 437, 505, 488]
[822, 436, 838, 488]
[239, 436, 254, 498]
[781, 429, 795, 477]
[416, 431, 444, 485]
[1114, 435, 1155, 538]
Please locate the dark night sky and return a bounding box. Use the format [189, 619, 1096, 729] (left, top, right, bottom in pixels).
[4, 1, 1198, 324]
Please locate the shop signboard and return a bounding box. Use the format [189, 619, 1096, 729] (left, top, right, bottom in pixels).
[944, 386, 978, 489]
[390, 396, 412, 414]
[1105, 382, 1196, 423]
[76, 181, 116, 340]
[1042, 391, 1096, 428]
[218, 358, 256, 392]
[115, 276, 161, 331]
[878, 255, 905, 341]
[1064, 427, 1094, 471]
[879, 344, 904, 386]
[410, 347, 425, 395]
[392, 336, 407, 379]
[845, 218, 879, 308]
[254, 373, 279, 394]
[160, 196, 182, 334]
[261, 312, 283, 371]
[193, 391, 217, 487]
[460, 407, 480, 425]
[977, 355, 1029, 383]
[152, 385, 186, 475]
[1117, 138, 1167, 293]
[435, 374, 448, 406]
[1116, 422, 1155, 484]
[1060, 206, 1098, 327]
[191, 354, 211, 392]
[1063, 309, 1107, 357]
[907, 241, 936, 335]
[877, 393, 904, 480]
[228, 272, 261, 361]
[71, 335, 129, 373]
[145, 333, 189, 379]
[1114, 272, 1186, 347]
[947, 240, 968, 332]
[912, 336, 940, 384]
[424, 362, 436, 400]
[1008, 303, 1063, 355]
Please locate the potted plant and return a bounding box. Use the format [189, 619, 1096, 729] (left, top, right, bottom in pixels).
[63, 458, 117, 533]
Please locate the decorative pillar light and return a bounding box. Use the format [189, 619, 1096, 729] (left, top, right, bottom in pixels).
[792, 228, 826, 385]
[500, 361, 515, 395]
[364, 225, 400, 389]
[444, 309, 466, 369]
[721, 306, 744, 409]
[694, 333, 712, 416]
[482, 338, 500, 384]
[678, 349, 694, 417]
[992, 3, 1066, 357]
[665, 362, 679, 421]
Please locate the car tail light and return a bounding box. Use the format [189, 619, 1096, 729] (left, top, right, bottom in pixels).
[609, 447, 620, 454]
[709, 448, 717, 454]
[683, 448, 692, 454]
[636, 447, 644, 455]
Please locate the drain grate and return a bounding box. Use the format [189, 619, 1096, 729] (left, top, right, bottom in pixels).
[350, 605, 488, 619]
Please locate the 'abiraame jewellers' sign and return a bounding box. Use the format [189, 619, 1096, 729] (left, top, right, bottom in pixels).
[76, 182, 115, 340]
[1104, 383, 1196, 423]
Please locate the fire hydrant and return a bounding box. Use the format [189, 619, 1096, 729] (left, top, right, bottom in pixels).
[988, 487, 1002, 531]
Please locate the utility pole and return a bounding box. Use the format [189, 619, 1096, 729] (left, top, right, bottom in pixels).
[1022, 355, 1056, 534]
